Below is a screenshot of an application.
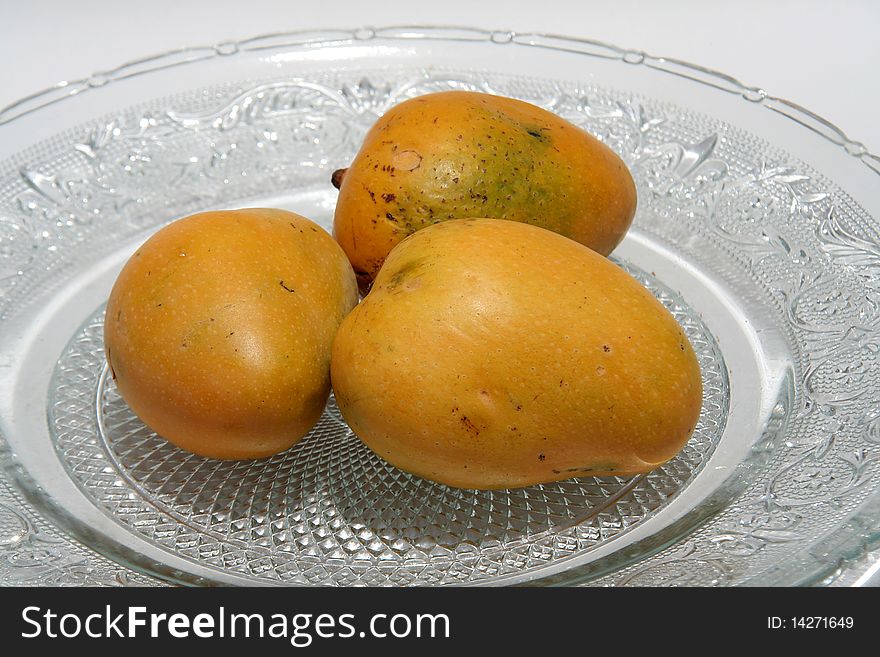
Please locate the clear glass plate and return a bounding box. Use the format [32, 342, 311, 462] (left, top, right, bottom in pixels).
[1, 27, 878, 587]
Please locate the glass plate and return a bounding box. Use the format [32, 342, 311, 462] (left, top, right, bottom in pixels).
[1, 27, 878, 587]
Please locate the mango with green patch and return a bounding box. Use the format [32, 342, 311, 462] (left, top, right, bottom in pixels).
[332, 90, 637, 292]
[331, 219, 702, 490]
[104, 208, 358, 459]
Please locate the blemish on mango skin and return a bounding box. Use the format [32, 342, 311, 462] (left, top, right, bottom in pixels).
[567, 464, 618, 474]
[392, 150, 422, 171]
[460, 415, 480, 435]
[106, 347, 117, 381]
[383, 257, 427, 292]
[524, 126, 551, 143]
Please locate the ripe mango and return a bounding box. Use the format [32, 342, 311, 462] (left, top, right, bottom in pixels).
[331, 219, 701, 489]
[332, 90, 636, 291]
[104, 208, 358, 459]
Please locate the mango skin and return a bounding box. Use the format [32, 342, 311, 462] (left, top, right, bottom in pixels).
[104, 209, 358, 459]
[331, 219, 702, 489]
[332, 90, 637, 291]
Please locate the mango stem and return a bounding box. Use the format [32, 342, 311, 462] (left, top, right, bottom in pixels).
[331, 168, 348, 189]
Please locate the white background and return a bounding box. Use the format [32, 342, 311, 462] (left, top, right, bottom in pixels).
[3, 0, 879, 154]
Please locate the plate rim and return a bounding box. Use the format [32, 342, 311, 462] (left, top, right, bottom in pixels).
[0, 25, 878, 178]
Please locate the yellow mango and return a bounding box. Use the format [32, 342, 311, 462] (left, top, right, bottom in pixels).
[332, 90, 636, 291]
[331, 219, 701, 489]
[104, 208, 358, 459]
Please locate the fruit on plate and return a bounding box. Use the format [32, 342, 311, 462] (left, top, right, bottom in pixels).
[332, 90, 637, 291]
[330, 218, 701, 489]
[104, 208, 358, 459]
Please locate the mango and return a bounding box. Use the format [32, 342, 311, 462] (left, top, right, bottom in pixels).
[104, 208, 358, 459]
[330, 219, 701, 489]
[332, 90, 637, 291]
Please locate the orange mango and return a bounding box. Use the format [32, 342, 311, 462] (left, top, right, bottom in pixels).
[104, 208, 358, 459]
[331, 219, 701, 489]
[332, 90, 636, 291]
